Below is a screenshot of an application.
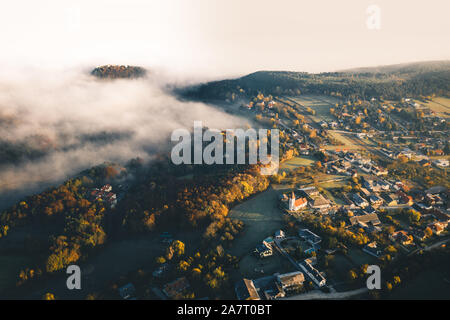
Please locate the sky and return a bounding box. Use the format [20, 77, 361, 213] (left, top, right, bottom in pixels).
[0, 0, 449, 78]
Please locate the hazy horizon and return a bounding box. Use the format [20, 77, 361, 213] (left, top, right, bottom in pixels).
[0, 0, 449, 80]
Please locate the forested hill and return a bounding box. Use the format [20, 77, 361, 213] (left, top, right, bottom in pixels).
[91, 65, 147, 79]
[337, 60, 450, 75]
[179, 61, 450, 102]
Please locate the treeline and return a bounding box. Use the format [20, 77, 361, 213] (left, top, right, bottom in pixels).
[98, 241, 240, 300]
[0, 163, 127, 284]
[387, 160, 449, 189]
[0, 131, 134, 167]
[2, 154, 270, 291]
[180, 64, 450, 102]
[91, 65, 147, 79]
[0, 139, 49, 166]
[375, 245, 450, 298]
[120, 163, 269, 244]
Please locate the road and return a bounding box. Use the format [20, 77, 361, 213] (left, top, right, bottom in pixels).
[408, 237, 450, 257]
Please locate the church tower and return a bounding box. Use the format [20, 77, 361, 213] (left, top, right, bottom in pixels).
[289, 191, 295, 211]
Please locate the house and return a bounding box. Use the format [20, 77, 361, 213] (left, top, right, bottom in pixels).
[304, 256, 318, 266]
[299, 186, 320, 198]
[163, 277, 190, 299]
[276, 271, 305, 292]
[428, 222, 447, 235]
[360, 188, 371, 198]
[381, 193, 399, 206]
[433, 159, 449, 168]
[360, 164, 372, 174]
[274, 230, 286, 240]
[304, 246, 317, 255]
[235, 279, 261, 300]
[418, 159, 431, 167]
[299, 260, 326, 287]
[430, 210, 450, 224]
[118, 283, 136, 300]
[153, 263, 170, 278]
[297, 187, 330, 210]
[298, 229, 322, 245]
[413, 230, 428, 241]
[389, 231, 414, 245]
[363, 206, 376, 215]
[350, 213, 381, 228]
[255, 243, 273, 258]
[263, 237, 274, 247]
[369, 194, 384, 207]
[101, 184, 112, 192]
[425, 193, 444, 206]
[263, 283, 285, 300]
[309, 195, 331, 210]
[377, 180, 391, 191]
[425, 186, 447, 194]
[90, 185, 118, 208]
[397, 191, 413, 205]
[363, 242, 383, 258]
[352, 193, 369, 208]
[299, 144, 310, 155]
[372, 166, 388, 176]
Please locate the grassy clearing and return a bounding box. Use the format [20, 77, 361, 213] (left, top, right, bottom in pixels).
[290, 95, 338, 122]
[325, 131, 360, 150]
[229, 187, 284, 258]
[236, 252, 291, 279]
[421, 97, 450, 117]
[328, 254, 355, 284]
[279, 156, 316, 174]
[347, 249, 377, 267]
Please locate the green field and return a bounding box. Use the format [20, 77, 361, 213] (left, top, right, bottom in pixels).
[421, 97, 450, 118]
[236, 252, 291, 280]
[228, 187, 285, 258]
[327, 254, 355, 286]
[279, 156, 316, 173]
[326, 131, 361, 150]
[347, 248, 378, 266]
[289, 95, 339, 122]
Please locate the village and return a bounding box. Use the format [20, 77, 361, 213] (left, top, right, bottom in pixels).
[113, 94, 449, 301]
[66, 92, 450, 302]
[231, 93, 449, 300]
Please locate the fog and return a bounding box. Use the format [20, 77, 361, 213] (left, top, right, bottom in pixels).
[0, 0, 449, 209]
[0, 67, 248, 209]
[1, 1, 449, 78]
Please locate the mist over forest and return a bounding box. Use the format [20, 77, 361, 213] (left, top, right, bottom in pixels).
[0, 66, 248, 210]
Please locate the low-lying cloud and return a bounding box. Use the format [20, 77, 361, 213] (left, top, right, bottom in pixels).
[0, 67, 247, 209]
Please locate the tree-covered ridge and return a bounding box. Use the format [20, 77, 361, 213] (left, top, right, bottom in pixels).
[120, 164, 269, 241]
[0, 155, 270, 292]
[180, 61, 450, 101]
[91, 65, 147, 79]
[0, 163, 126, 280]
